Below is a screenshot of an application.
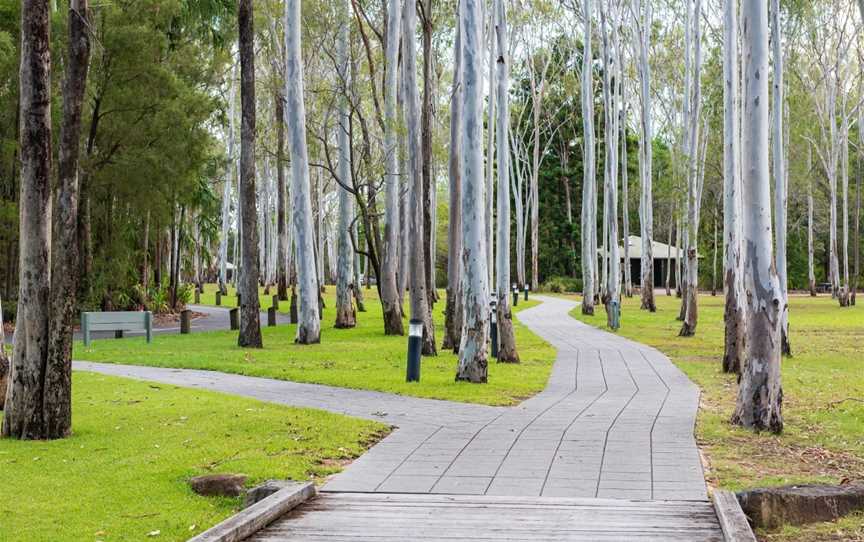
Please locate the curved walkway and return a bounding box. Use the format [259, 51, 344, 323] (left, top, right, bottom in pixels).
[73, 295, 706, 501]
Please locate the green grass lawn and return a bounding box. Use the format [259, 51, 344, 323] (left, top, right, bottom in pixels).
[0, 372, 385, 541]
[572, 293, 864, 541]
[74, 286, 556, 406]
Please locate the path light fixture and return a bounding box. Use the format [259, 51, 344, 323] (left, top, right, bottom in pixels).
[490, 299, 498, 359]
[512, 283, 519, 306]
[524, 283, 530, 301]
[406, 319, 423, 382]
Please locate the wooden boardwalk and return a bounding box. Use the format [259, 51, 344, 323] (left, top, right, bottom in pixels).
[247, 492, 724, 541]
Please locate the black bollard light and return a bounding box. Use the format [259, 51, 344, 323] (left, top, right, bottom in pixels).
[512, 283, 519, 307]
[406, 319, 423, 382]
[524, 283, 530, 301]
[490, 299, 498, 359]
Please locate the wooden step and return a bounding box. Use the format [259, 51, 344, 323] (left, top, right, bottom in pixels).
[246, 492, 726, 541]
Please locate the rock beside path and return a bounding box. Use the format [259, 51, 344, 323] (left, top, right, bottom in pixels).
[189, 474, 248, 497]
[738, 483, 864, 529]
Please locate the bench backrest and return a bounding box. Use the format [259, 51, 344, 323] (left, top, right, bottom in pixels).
[82, 311, 152, 346]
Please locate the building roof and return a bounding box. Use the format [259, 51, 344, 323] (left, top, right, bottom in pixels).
[599, 235, 685, 260]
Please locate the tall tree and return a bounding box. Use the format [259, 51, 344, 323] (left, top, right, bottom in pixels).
[380, 0, 404, 335]
[276, 84, 289, 301]
[420, 0, 437, 306]
[679, 0, 702, 337]
[403, 0, 436, 355]
[456, 0, 489, 382]
[494, 0, 518, 363]
[771, 0, 790, 353]
[722, 0, 745, 373]
[236, 0, 262, 348]
[633, 0, 655, 312]
[443, 14, 464, 351]
[3, 0, 56, 438]
[732, 0, 784, 434]
[285, 0, 321, 343]
[334, 4, 356, 329]
[580, 0, 597, 316]
[219, 76, 237, 295]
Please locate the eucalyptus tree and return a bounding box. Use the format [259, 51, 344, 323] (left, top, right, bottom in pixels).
[771, 0, 790, 354]
[733, 0, 784, 433]
[219, 77, 237, 296]
[3, 0, 92, 440]
[722, 0, 745, 374]
[402, 0, 436, 355]
[456, 0, 490, 382]
[807, 144, 816, 296]
[679, 0, 702, 337]
[334, 4, 356, 329]
[285, 0, 321, 343]
[580, 0, 597, 316]
[632, 0, 655, 312]
[443, 17, 464, 351]
[495, 0, 519, 362]
[236, 0, 263, 348]
[599, 0, 621, 328]
[380, 0, 404, 336]
[486, 4, 497, 288]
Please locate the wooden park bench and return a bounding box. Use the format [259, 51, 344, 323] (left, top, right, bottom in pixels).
[82, 311, 153, 347]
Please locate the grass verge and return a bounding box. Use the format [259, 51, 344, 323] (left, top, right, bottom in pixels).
[74, 286, 556, 406]
[0, 372, 385, 541]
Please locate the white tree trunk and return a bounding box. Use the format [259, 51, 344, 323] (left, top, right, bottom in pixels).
[402, 0, 436, 354]
[443, 15, 464, 351]
[284, 0, 321, 343]
[634, 0, 655, 311]
[732, 0, 784, 433]
[335, 6, 356, 329]
[722, 0, 745, 373]
[486, 5, 496, 288]
[456, 0, 490, 382]
[494, 0, 518, 363]
[581, 0, 596, 315]
[680, 0, 701, 337]
[771, 0, 790, 352]
[220, 76, 237, 294]
[599, 2, 620, 328]
[807, 144, 816, 296]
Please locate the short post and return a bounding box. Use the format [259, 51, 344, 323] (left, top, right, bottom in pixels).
[180, 309, 192, 334]
[236, 293, 241, 307]
[512, 283, 519, 307]
[229, 308, 239, 330]
[289, 288, 298, 324]
[318, 295, 324, 320]
[114, 330, 124, 339]
[610, 300, 621, 330]
[524, 283, 530, 301]
[490, 299, 498, 359]
[82, 312, 91, 347]
[272, 295, 279, 311]
[144, 311, 153, 343]
[215, 291, 222, 306]
[194, 288, 200, 304]
[267, 306, 277, 327]
[406, 319, 423, 382]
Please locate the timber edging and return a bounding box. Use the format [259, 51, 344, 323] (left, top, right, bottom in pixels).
[712, 489, 757, 542]
[188, 481, 317, 542]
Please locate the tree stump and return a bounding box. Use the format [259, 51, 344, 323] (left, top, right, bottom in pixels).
[229, 308, 239, 330]
[180, 309, 192, 334]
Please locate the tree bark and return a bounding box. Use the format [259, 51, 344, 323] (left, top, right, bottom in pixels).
[680, 0, 701, 337]
[3, 0, 55, 439]
[443, 14, 464, 351]
[732, 0, 784, 433]
[494, 0, 518, 363]
[335, 5, 356, 329]
[236, 0, 263, 348]
[284, 0, 321, 343]
[456, 0, 489, 382]
[402, 0, 436, 355]
[634, 0, 655, 311]
[807, 145, 816, 297]
[276, 87, 289, 301]
[380, 0, 404, 335]
[421, 0, 437, 307]
[723, 0, 745, 373]
[771, 0, 790, 354]
[580, 0, 596, 316]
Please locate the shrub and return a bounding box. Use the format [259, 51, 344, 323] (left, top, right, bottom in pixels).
[541, 276, 582, 293]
